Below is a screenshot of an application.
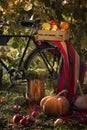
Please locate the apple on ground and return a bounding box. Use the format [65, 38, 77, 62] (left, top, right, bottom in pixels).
[13, 114, 23, 124]
[31, 111, 40, 118]
[20, 117, 29, 126]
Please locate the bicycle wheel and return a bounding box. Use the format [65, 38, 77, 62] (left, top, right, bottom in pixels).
[24, 41, 62, 94]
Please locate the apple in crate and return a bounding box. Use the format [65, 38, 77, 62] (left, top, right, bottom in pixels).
[50, 20, 58, 30]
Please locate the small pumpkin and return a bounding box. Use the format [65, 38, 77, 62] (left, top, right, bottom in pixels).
[60, 22, 69, 30]
[40, 90, 70, 116]
[75, 80, 87, 109]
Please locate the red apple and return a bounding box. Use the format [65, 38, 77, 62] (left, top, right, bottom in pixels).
[13, 114, 23, 124]
[49, 20, 57, 25]
[20, 117, 29, 126]
[31, 111, 39, 118]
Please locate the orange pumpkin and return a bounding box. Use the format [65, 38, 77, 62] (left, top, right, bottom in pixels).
[40, 90, 70, 116]
[60, 22, 69, 30]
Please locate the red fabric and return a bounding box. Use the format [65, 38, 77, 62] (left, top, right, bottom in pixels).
[52, 41, 74, 102]
[66, 42, 80, 100]
[60, 109, 87, 124]
[52, 41, 70, 81]
[57, 66, 65, 92]
[50, 41, 87, 124]
[51, 41, 87, 102]
[66, 43, 75, 89]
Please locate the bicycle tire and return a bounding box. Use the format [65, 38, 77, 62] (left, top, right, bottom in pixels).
[24, 41, 61, 93]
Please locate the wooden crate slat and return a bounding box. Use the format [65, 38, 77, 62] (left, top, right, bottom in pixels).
[38, 35, 63, 41]
[38, 30, 66, 35]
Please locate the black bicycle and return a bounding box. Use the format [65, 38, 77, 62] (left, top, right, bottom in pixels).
[0, 19, 61, 90]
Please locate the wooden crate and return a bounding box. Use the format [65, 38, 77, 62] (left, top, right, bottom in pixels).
[38, 29, 70, 41]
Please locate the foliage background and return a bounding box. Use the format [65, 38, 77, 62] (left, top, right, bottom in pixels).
[0, 1, 87, 128]
[0, 0, 87, 64]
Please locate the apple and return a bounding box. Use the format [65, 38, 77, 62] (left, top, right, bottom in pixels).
[13, 114, 23, 124]
[49, 20, 57, 25]
[31, 111, 39, 118]
[20, 117, 29, 126]
[49, 20, 58, 30]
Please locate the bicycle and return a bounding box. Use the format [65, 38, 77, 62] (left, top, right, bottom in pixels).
[0, 19, 61, 92]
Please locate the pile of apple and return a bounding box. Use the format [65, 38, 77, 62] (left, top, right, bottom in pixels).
[12, 105, 40, 126]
